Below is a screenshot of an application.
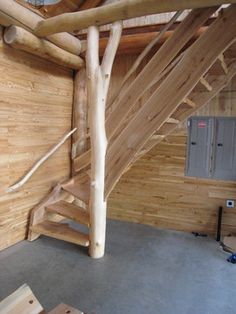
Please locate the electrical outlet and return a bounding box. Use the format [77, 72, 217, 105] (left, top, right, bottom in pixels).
[227, 200, 235, 208]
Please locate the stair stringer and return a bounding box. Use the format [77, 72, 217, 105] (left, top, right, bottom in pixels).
[73, 7, 218, 174]
[105, 5, 236, 197]
[28, 181, 74, 241]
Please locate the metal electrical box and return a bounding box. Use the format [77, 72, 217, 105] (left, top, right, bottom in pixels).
[186, 117, 213, 178]
[185, 117, 236, 181]
[212, 118, 236, 181]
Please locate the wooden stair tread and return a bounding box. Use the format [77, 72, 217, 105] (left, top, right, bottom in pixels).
[62, 183, 90, 204]
[31, 221, 89, 247]
[46, 200, 89, 226]
[62, 174, 90, 204]
[48, 303, 83, 314]
[166, 117, 179, 124]
[183, 98, 196, 108]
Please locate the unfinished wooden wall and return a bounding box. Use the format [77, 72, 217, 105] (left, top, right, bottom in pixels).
[108, 54, 236, 236]
[0, 36, 73, 250]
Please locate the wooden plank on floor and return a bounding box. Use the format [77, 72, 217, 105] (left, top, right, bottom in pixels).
[0, 284, 44, 314]
[48, 303, 83, 314]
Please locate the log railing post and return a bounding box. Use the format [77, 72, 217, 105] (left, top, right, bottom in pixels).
[87, 21, 122, 258]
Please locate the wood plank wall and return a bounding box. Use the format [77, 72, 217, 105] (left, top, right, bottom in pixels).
[0, 36, 73, 250]
[108, 54, 236, 236]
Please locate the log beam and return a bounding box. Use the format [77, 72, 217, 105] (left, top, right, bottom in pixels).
[4, 26, 84, 70]
[0, 0, 81, 55]
[34, 0, 236, 36]
[88, 21, 122, 258]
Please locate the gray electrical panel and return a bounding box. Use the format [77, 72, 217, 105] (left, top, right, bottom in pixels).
[186, 117, 213, 178]
[185, 117, 236, 181]
[212, 118, 236, 180]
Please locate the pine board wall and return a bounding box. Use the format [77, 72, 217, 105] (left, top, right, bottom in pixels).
[108, 54, 236, 236]
[0, 36, 73, 250]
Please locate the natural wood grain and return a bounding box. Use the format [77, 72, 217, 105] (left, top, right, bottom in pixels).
[30, 220, 89, 246]
[105, 5, 236, 197]
[74, 149, 91, 172]
[72, 69, 88, 163]
[116, 11, 182, 94]
[62, 174, 90, 204]
[0, 284, 44, 314]
[0, 0, 81, 55]
[0, 40, 73, 250]
[46, 200, 89, 226]
[105, 8, 216, 143]
[107, 61, 236, 236]
[137, 58, 236, 158]
[34, 0, 235, 35]
[48, 303, 83, 314]
[28, 184, 63, 241]
[87, 21, 122, 258]
[4, 26, 84, 70]
[6, 128, 76, 193]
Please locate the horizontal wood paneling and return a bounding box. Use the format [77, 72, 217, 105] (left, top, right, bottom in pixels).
[108, 55, 236, 236]
[0, 38, 73, 250]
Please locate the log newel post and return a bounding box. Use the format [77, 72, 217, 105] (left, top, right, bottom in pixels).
[87, 22, 122, 258]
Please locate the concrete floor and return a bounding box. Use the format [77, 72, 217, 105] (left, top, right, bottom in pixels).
[0, 220, 235, 314]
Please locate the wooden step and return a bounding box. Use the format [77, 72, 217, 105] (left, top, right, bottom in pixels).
[166, 117, 179, 124]
[30, 221, 89, 247]
[192, 77, 212, 92]
[183, 98, 196, 108]
[151, 134, 165, 140]
[208, 56, 228, 75]
[62, 183, 90, 204]
[199, 77, 212, 91]
[62, 174, 90, 204]
[218, 53, 228, 74]
[46, 200, 89, 226]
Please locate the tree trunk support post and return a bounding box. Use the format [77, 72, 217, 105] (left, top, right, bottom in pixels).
[87, 21, 122, 258]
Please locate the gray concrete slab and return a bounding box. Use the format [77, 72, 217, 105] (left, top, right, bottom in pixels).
[0, 220, 235, 314]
